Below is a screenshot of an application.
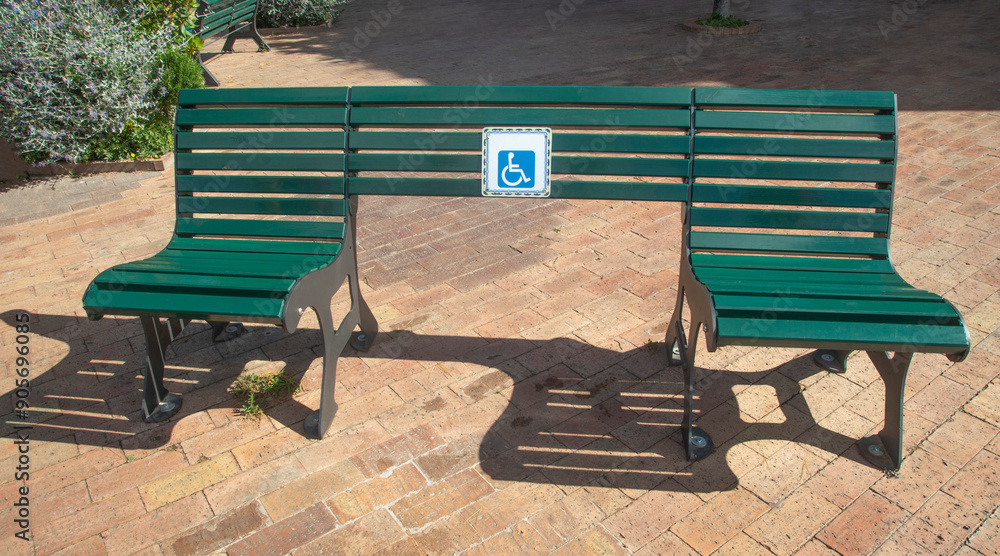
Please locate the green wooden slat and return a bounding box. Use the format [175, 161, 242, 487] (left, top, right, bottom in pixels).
[695, 266, 908, 286]
[693, 184, 891, 209]
[550, 181, 687, 201]
[95, 270, 296, 295]
[695, 88, 896, 110]
[701, 280, 942, 301]
[350, 86, 692, 106]
[350, 107, 689, 128]
[691, 254, 896, 274]
[691, 207, 889, 233]
[166, 237, 342, 256]
[713, 294, 959, 320]
[695, 111, 895, 134]
[176, 131, 345, 150]
[348, 131, 690, 154]
[716, 317, 969, 353]
[176, 153, 344, 171]
[349, 153, 475, 173]
[176, 197, 346, 216]
[176, 217, 345, 239]
[199, 19, 235, 39]
[200, 9, 234, 29]
[348, 177, 480, 196]
[176, 175, 344, 194]
[155, 248, 335, 267]
[695, 136, 896, 159]
[176, 107, 347, 126]
[689, 231, 889, 257]
[693, 159, 894, 182]
[178, 87, 349, 106]
[83, 288, 285, 323]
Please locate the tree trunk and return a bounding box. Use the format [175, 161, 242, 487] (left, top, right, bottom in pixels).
[713, 0, 732, 16]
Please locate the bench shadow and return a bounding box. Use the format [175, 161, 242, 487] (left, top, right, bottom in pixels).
[348, 330, 859, 494]
[0, 310, 317, 451]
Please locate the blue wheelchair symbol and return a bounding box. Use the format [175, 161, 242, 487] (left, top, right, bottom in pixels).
[499, 150, 534, 188]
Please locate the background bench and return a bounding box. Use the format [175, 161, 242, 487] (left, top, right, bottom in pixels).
[83, 86, 970, 470]
[194, 0, 270, 87]
[666, 88, 970, 471]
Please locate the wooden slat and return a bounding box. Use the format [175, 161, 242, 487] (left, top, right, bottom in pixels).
[695, 110, 895, 134]
[178, 87, 348, 106]
[350, 107, 689, 128]
[693, 184, 891, 209]
[166, 237, 342, 256]
[82, 288, 286, 323]
[693, 159, 894, 182]
[716, 317, 969, 352]
[176, 131, 345, 150]
[689, 231, 889, 257]
[176, 153, 344, 171]
[95, 270, 296, 295]
[176, 175, 344, 195]
[349, 131, 690, 154]
[176, 197, 346, 217]
[713, 294, 959, 320]
[350, 86, 692, 106]
[695, 266, 908, 285]
[695, 136, 895, 159]
[176, 217, 345, 239]
[695, 88, 896, 110]
[691, 207, 889, 233]
[701, 280, 942, 301]
[349, 153, 687, 177]
[690, 254, 896, 274]
[176, 107, 347, 126]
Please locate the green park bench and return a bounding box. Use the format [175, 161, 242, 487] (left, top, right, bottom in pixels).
[82, 86, 969, 471]
[194, 0, 269, 87]
[665, 87, 970, 471]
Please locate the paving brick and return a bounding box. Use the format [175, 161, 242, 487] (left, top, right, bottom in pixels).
[745, 489, 840, 556]
[226, 503, 337, 556]
[87, 448, 188, 502]
[804, 450, 885, 509]
[204, 453, 306, 515]
[230, 424, 314, 470]
[293, 508, 405, 556]
[460, 479, 565, 539]
[139, 452, 242, 510]
[905, 375, 977, 425]
[740, 443, 829, 505]
[390, 468, 494, 529]
[260, 458, 363, 522]
[671, 487, 770, 555]
[30, 446, 126, 498]
[892, 491, 986, 555]
[871, 448, 956, 513]
[103, 492, 213, 556]
[940, 450, 1000, 514]
[965, 381, 1000, 428]
[327, 462, 427, 523]
[816, 491, 909, 556]
[463, 520, 551, 556]
[551, 525, 630, 556]
[633, 531, 699, 556]
[403, 512, 481, 556]
[602, 482, 702, 551]
[32, 489, 145, 554]
[966, 506, 1000, 556]
[163, 501, 270, 556]
[349, 425, 446, 478]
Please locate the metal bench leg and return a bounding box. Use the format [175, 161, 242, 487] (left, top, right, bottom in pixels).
[675, 318, 714, 461]
[139, 317, 187, 422]
[859, 351, 913, 472]
[348, 271, 378, 352]
[195, 52, 221, 87]
[303, 295, 356, 439]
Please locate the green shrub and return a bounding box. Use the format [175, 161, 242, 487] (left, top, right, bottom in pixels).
[256, 0, 342, 28]
[84, 50, 204, 162]
[0, 0, 171, 165]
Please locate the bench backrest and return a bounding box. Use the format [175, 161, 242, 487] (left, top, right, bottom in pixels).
[346, 86, 691, 202]
[171, 87, 349, 256]
[195, 0, 259, 40]
[687, 88, 898, 260]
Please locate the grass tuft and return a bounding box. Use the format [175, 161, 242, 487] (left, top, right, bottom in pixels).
[229, 369, 302, 420]
[696, 13, 748, 27]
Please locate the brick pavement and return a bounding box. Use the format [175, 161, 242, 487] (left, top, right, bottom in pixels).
[2, 0, 1000, 554]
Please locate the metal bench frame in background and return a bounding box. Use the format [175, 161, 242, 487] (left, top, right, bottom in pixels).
[194, 0, 270, 87]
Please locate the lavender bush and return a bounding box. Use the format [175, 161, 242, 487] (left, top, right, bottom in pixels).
[0, 0, 171, 165]
[256, 0, 342, 28]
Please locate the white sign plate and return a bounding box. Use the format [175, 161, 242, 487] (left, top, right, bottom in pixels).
[482, 128, 551, 197]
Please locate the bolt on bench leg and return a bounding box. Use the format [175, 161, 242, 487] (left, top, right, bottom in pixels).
[859, 351, 913, 472]
[139, 316, 187, 423]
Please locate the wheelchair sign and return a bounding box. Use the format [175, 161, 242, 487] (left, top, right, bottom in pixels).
[482, 128, 551, 197]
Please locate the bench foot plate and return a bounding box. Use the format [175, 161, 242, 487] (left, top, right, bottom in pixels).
[813, 349, 849, 374]
[859, 435, 896, 472]
[350, 331, 374, 352]
[684, 426, 714, 461]
[304, 404, 339, 439]
[144, 393, 182, 423]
